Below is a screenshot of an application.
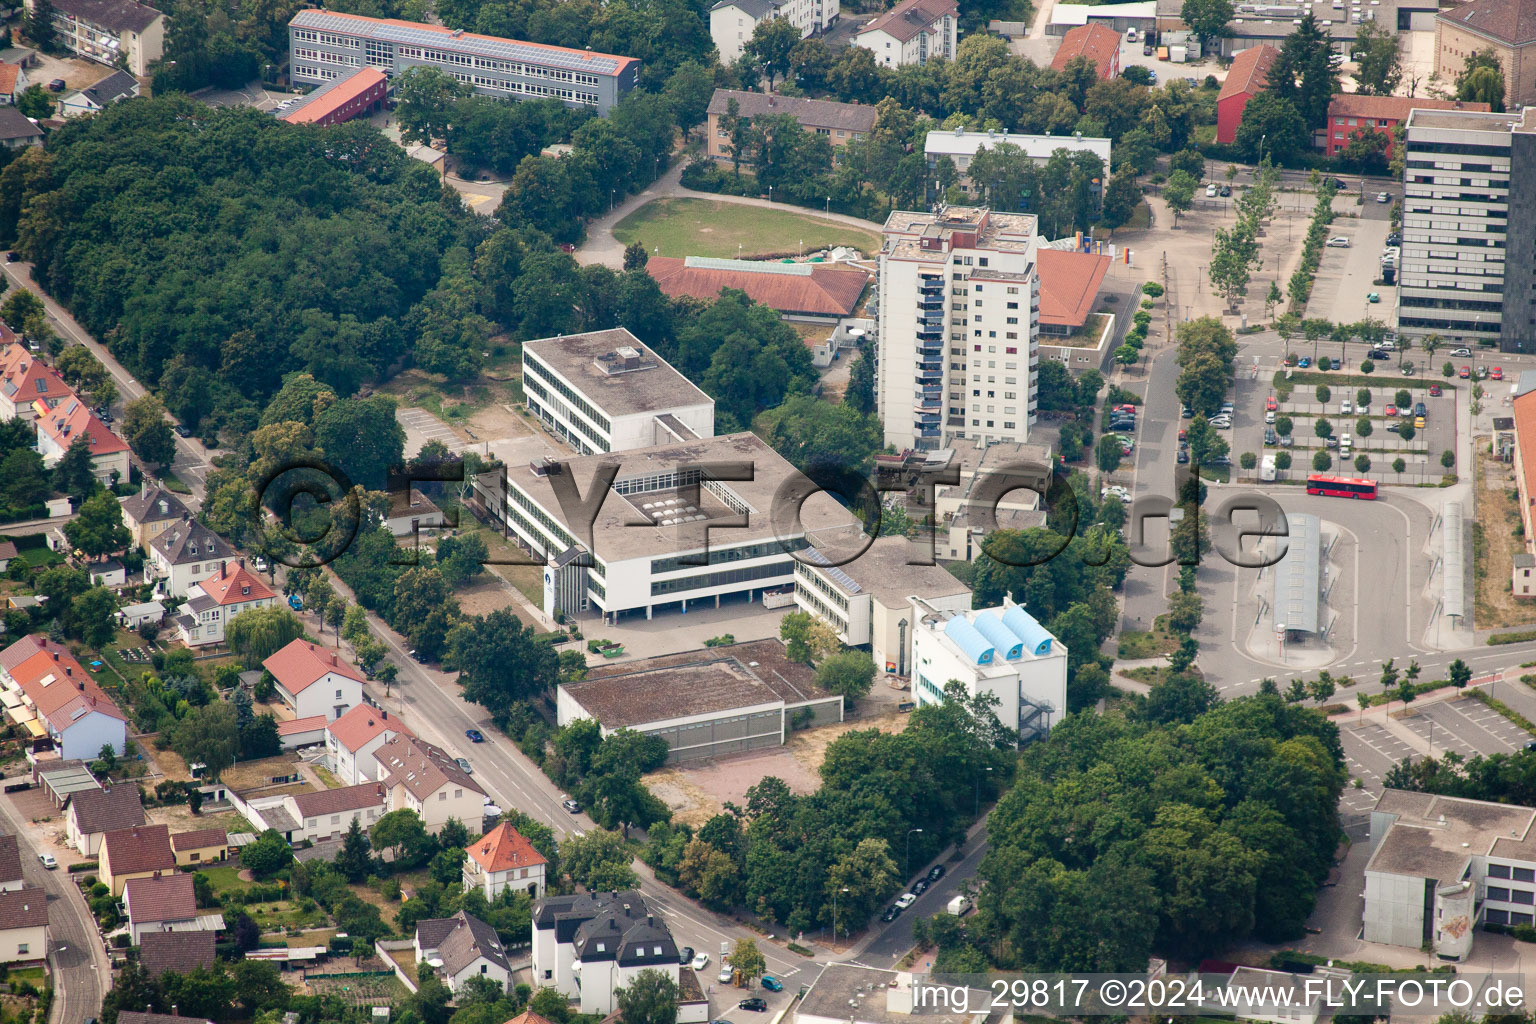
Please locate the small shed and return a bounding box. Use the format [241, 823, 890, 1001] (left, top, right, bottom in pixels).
[118, 601, 165, 630]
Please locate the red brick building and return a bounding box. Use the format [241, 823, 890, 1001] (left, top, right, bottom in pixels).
[1216, 44, 1279, 145]
[1051, 23, 1121, 80]
[1324, 94, 1490, 157]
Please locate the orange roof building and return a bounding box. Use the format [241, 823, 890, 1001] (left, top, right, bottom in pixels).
[0, 635, 127, 760]
[1051, 24, 1121, 80]
[174, 561, 280, 650]
[280, 67, 387, 127]
[1324, 94, 1489, 157]
[464, 822, 548, 901]
[261, 638, 366, 723]
[644, 257, 871, 320]
[1216, 45, 1279, 144]
[0, 342, 64, 422]
[325, 702, 413, 785]
[1512, 388, 1536, 596]
[33, 395, 129, 485]
[1036, 249, 1112, 333]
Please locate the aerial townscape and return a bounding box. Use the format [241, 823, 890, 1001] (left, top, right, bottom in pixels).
[0, 0, 1533, 1021]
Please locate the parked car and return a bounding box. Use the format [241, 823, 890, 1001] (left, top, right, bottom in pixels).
[719, 966, 734, 985]
[47, 79, 64, 91]
[465, 728, 484, 742]
[1220, 402, 1235, 415]
[1376, 192, 1391, 203]
[1414, 402, 1427, 416]
[1177, 449, 1189, 463]
[1264, 427, 1278, 445]
[1385, 232, 1401, 246]
[4, 252, 17, 263]
[692, 953, 711, 971]
[1297, 356, 1312, 368]
[1325, 436, 1340, 448]
[1265, 396, 1277, 411]
[1143, 43, 1154, 54]
[1340, 400, 1352, 415]
[739, 999, 769, 1012]
[1181, 405, 1194, 418]
[880, 905, 900, 922]
[1460, 365, 1472, 378]
[1219, 184, 1232, 197]
[1386, 421, 1402, 433]
[37, 853, 56, 869]
[1326, 236, 1350, 247]
[1493, 366, 1504, 380]
[1205, 183, 1219, 198]
[895, 893, 918, 909]
[1279, 433, 1294, 447]
[1385, 405, 1397, 417]
[679, 947, 695, 966]
[1366, 292, 1380, 303]
[1368, 349, 1387, 361]
[1415, 415, 1426, 428]
[1264, 410, 1275, 424]
[1327, 177, 1348, 189]
[927, 864, 946, 882]
[1430, 384, 1443, 396]
[762, 977, 784, 993]
[910, 878, 930, 896]
[455, 757, 473, 775]
[1451, 347, 1473, 357]
[174, 424, 192, 437]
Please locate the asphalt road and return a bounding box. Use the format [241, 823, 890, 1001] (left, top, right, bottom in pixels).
[848, 826, 990, 969]
[0, 790, 108, 1024]
[0, 260, 211, 504]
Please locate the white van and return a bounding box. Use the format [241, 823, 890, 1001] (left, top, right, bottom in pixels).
[1339, 433, 1352, 455]
[1126, 26, 1138, 41]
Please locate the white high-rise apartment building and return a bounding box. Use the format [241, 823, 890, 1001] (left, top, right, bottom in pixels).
[876, 206, 1041, 452]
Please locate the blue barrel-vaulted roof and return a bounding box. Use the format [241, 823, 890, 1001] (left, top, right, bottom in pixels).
[1001, 606, 1054, 656]
[973, 612, 1024, 660]
[944, 616, 995, 665]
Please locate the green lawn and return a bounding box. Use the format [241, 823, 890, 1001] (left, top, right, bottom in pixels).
[197, 864, 251, 894]
[159, 471, 192, 495]
[612, 198, 881, 260]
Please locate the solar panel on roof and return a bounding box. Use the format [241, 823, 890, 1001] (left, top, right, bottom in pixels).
[291, 10, 628, 74]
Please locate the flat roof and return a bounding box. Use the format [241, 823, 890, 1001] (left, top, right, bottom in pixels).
[495, 432, 859, 563]
[1406, 106, 1526, 133]
[923, 129, 1111, 164]
[882, 206, 1037, 261]
[799, 965, 999, 1024]
[1368, 790, 1536, 882]
[522, 329, 712, 419]
[565, 639, 833, 727]
[1271, 512, 1321, 635]
[802, 534, 971, 606]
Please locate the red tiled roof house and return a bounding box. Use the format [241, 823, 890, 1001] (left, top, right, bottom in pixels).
[99, 823, 174, 896]
[325, 703, 413, 785]
[264, 638, 367, 722]
[0, 635, 128, 760]
[1217, 45, 1279, 145]
[124, 871, 223, 944]
[0, 343, 68, 422]
[1052, 23, 1121, 80]
[174, 560, 276, 649]
[1324, 94, 1490, 157]
[33, 396, 129, 486]
[464, 821, 548, 901]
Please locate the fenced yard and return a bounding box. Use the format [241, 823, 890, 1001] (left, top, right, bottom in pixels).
[303, 971, 410, 1006]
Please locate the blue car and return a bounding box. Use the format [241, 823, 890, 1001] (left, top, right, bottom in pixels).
[761, 976, 783, 992]
[1297, 357, 1311, 368]
[465, 729, 485, 743]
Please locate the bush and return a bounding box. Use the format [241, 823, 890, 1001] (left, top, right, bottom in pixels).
[1360, 359, 1374, 374]
[1316, 384, 1330, 402]
[1240, 452, 1257, 470]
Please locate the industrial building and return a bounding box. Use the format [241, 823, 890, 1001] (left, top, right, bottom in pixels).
[521, 329, 714, 456]
[1271, 512, 1323, 638]
[910, 599, 1066, 742]
[287, 9, 640, 114]
[556, 639, 843, 763]
[1363, 789, 1536, 960]
[476, 431, 860, 622]
[876, 205, 1042, 452]
[793, 534, 972, 677]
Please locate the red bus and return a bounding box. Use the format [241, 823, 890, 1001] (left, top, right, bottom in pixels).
[1306, 474, 1378, 499]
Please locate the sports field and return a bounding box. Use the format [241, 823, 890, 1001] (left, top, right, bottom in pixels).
[612, 198, 881, 260]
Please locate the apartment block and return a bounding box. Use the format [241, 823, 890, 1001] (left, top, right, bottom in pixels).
[1396, 107, 1522, 349]
[710, 0, 838, 65]
[287, 9, 639, 114]
[876, 205, 1041, 452]
[852, 0, 955, 67]
[27, 0, 163, 76]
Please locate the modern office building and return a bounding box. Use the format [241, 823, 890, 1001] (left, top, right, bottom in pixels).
[909, 599, 1066, 742]
[710, 0, 839, 64]
[876, 205, 1041, 451]
[287, 9, 640, 114]
[477, 432, 860, 622]
[521, 329, 714, 455]
[1396, 107, 1526, 349]
[793, 534, 972, 676]
[27, 0, 163, 75]
[922, 128, 1111, 204]
[852, 0, 956, 67]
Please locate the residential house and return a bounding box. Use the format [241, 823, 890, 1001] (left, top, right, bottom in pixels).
[709, 0, 838, 64]
[263, 638, 366, 721]
[99, 823, 175, 896]
[1216, 45, 1279, 144]
[119, 482, 191, 551]
[0, 634, 128, 759]
[88, 560, 125, 587]
[147, 518, 235, 598]
[66, 784, 145, 856]
[531, 891, 680, 1015]
[0, 108, 40, 149]
[416, 910, 512, 995]
[289, 782, 387, 843]
[60, 70, 140, 117]
[375, 734, 485, 833]
[170, 827, 227, 867]
[0, 888, 47, 963]
[33, 396, 129, 485]
[705, 89, 876, 164]
[0, 835, 22, 892]
[1324, 94, 1490, 158]
[173, 560, 277, 648]
[852, 0, 956, 66]
[0, 63, 28, 105]
[326, 703, 413, 785]
[28, 0, 165, 76]
[0, 541, 15, 575]
[463, 822, 548, 901]
[123, 872, 223, 944]
[1050, 23, 1121, 78]
[0, 344, 71, 422]
[1437, 0, 1536, 109]
[138, 930, 217, 977]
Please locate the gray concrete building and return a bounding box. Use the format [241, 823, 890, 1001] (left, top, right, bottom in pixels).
[288, 9, 639, 114]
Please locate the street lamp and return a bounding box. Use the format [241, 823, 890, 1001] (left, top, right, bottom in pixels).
[974, 766, 993, 818]
[610, 189, 616, 214]
[831, 886, 850, 942]
[768, 185, 774, 203]
[905, 828, 923, 877]
[826, 196, 831, 214]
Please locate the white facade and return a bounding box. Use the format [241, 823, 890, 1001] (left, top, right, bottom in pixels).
[924, 129, 1112, 200]
[877, 207, 1041, 452]
[175, 585, 276, 648]
[278, 669, 363, 722]
[0, 922, 44, 964]
[853, 0, 956, 67]
[325, 707, 410, 785]
[1396, 108, 1513, 346]
[532, 892, 680, 1015]
[710, 0, 838, 64]
[910, 599, 1066, 742]
[49, 708, 126, 761]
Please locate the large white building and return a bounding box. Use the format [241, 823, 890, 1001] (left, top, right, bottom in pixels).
[710, 0, 839, 64]
[923, 128, 1112, 202]
[522, 329, 714, 455]
[531, 891, 680, 1015]
[877, 206, 1042, 452]
[477, 431, 858, 623]
[794, 534, 971, 677]
[910, 599, 1066, 742]
[1396, 107, 1517, 349]
[852, 0, 956, 67]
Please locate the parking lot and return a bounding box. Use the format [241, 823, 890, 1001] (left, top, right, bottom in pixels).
[1304, 199, 1396, 328]
[396, 407, 470, 459]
